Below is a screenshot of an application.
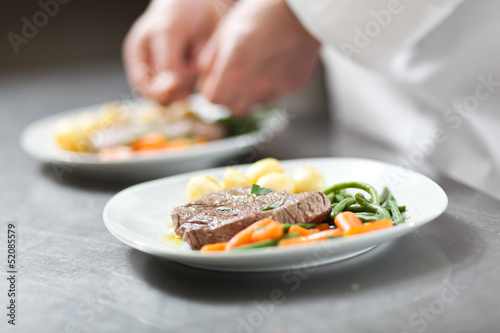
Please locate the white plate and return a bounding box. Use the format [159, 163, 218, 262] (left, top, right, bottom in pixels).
[20, 96, 285, 180]
[103, 158, 448, 272]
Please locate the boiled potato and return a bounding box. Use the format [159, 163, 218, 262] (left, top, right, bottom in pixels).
[99, 104, 129, 128]
[186, 175, 220, 201]
[292, 165, 326, 193]
[256, 172, 295, 193]
[55, 118, 94, 152]
[246, 158, 284, 184]
[221, 168, 251, 189]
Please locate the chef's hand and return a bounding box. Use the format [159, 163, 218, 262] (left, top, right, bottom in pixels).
[123, 0, 234, 105]
[198, 0, 320, 115]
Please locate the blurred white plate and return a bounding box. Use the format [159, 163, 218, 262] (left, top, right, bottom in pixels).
[103, 158, 448, 272]
[20, 96, 285, 180]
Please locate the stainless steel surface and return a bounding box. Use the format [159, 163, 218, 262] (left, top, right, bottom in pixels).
[2, 61, 500, 333]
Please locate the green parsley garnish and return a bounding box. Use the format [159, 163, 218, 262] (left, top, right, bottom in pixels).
[262, 201, 284, 211]
[249, 184, 272, 196]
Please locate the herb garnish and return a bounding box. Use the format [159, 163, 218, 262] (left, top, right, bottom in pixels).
[249, 184, 272, 196]
[216, 206, 232, 211]
[261, 201, 283, 211]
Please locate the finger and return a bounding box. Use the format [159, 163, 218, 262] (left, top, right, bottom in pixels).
[122, 32, 152, 96]
[150, 32, 184, 75]
[200, 41, 245, 108]
[196, 33, 219, 88]
[231, 97, 253, 117]
[147, 34, 192, 104]
[231, 78, 270, 116]
[201, 68, 240, 108]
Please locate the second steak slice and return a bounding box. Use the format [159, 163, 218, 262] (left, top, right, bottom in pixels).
[171, 186, 332, 249]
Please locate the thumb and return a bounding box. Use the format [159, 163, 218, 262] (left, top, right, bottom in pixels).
[148, 71, 189, 105]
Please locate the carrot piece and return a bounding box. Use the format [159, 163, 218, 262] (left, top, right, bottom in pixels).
[277, 237, 311, 247]
[251, 221, 284, 242]
[317, 223, 330, 231]
[194, 137, 209, 144]
[131, 132, 168, 151]
[278, 229, 343, 247]
[168, 138, 191, 150]
[200, 242, 228, 253]
[334, 211, 362, 232]
[305, 228, 343, 240]
[344, 219, 393, 236]
[225, 218, 275, 250]
[288, 225, 320, 236]
[98, 146, 132, 161]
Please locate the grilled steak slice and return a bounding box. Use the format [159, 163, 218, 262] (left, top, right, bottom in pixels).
[171, 186, 332, 250]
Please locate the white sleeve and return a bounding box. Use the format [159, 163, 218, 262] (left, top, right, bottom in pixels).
[286, 0, 464, 70]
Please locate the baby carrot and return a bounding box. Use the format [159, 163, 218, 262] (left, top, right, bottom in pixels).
[225, 218, 275, 250]
[306, 228, 343, 240]
[194, 137, 209, 145]
[200, 242, 228, 253]
[131, 133, 168, 151]
[317, 223, 331, 231]
[343, 219, 393, 236]
[288, 225, 320, 236]
[334, 211, 362, 232]
[251, 221, 284, 242]
[168, 138, 191, 150]
[278, 229, 343, 247]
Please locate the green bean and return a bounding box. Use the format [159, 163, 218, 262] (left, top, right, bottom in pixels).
[232, 232, 300, 250]
[344, 204, 377, 213]
[323, 182, 380, 205]
[282, 223, 317, 233]
[331, 198, 356, 218]
[355, 193, 390, 220]
[334, 191, 346, 202]
[346, 203, 406, 214]
[354, 213, 379, 223]
[340, 190, 352, 198]
[379, 187, 389, 205]
[327, 192, 335, 203]
[387, 194, 403, 224]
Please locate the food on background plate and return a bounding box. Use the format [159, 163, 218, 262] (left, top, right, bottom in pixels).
[54, 99, 263, 161]
[167, 158, 407, 252]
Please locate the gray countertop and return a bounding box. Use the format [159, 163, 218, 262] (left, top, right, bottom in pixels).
[1, 61, 499, 333]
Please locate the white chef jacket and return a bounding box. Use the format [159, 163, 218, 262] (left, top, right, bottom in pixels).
[286, 0, 500, 199]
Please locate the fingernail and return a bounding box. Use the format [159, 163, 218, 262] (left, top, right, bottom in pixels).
[150, 71, 175, 91]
